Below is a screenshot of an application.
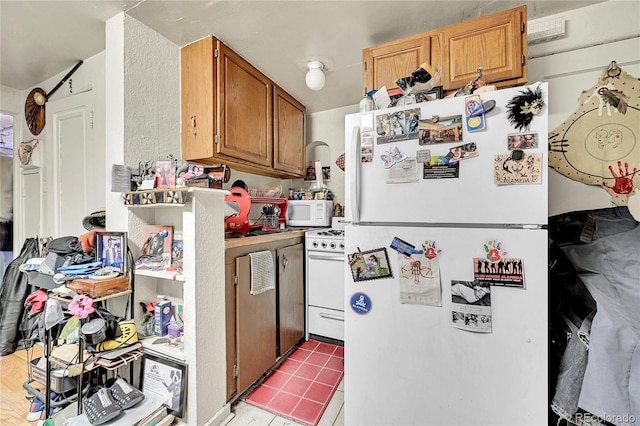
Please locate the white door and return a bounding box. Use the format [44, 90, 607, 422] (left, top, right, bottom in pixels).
[528, 38, 640, 218]
[47, 91, 103, 237]
[20, 169, 41, 244]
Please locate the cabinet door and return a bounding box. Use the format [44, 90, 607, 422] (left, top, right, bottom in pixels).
[363, 35, 430, 94]
[235, 254, 277, 394]
[273, 87, 305, 177]
[181, 36, 216, 161]
[218, 42, 273, 168]
[441, 5, 527, 91]
[277, 243, 304, 356]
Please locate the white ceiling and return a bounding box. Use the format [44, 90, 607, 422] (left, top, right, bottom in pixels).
[0, 1, 605, 114]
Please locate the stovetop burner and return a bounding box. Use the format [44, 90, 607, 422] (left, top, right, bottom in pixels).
[314, 229, 344, 237]
[305, 228, 345, 251]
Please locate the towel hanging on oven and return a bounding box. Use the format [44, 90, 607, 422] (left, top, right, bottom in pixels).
[248, 251, 275, 295]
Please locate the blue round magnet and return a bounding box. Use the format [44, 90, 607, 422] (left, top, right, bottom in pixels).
[350, 292, 372, 315]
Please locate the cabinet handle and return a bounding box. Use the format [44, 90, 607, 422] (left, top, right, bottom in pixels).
[190, 114, 197, 135]
[282, 254, 288, 270]
[319, 312, 344, 322]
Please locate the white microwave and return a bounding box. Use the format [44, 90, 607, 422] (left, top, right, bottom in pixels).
[287, 200, 333, 227]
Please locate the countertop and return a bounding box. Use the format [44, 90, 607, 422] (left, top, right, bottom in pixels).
[224, 227, 309, 249]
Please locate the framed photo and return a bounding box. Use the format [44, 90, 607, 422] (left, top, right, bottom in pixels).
[95, 231, 127, 273]
[425, 85, 443, 101]
[155, 160, 177, 189]
[143, 225, 173, 265]
[141, 353, 187, 418]
[171, 240, 184, 266]
[348, 248, 392, 282]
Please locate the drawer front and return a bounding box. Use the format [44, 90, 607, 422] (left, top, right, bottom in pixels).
[308, 306, 344, 341]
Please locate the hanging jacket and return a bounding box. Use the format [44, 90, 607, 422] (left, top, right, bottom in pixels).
[0, 237, 40, 355]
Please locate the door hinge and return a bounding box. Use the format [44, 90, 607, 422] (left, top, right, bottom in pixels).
[233, 274, 237, 286]
[521, 21, 525, 33]
[90, 111, 94, 129]
[215, 134, 220, 145]
[364, 61, 367, 71]
[214, 48, 219, 59]
[521, 54, 525, 66]
[233, 364, 239, 378]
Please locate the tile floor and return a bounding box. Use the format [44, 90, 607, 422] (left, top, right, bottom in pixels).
[224, 378, 343, 426]
[224, 340, 345, 426]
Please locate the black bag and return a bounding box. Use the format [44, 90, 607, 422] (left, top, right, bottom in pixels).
[46, 236, 83, 256]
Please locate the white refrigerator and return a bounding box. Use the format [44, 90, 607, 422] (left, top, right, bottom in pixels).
[344, 83, 549, 425]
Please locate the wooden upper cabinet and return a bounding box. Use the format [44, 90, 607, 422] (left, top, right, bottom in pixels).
[218, 42, 273, 168]
[440, 5, 527, 91]
[363, 35, 430, 95]
[273, 87, 305, 176]
[362, 5, 527, 94]
[181, 36, 216, 161]
[181, 36, 305, 178]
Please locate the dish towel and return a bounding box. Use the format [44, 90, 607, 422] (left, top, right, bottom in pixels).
[249, 251, 275, 295]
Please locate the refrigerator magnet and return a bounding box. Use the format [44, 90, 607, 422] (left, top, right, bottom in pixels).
[422, 240, 442, 260]
[465, 95, 486, 132]
[494, 152, 543, 185]
[418, 115, 463, 145]
[390, 237, 415, 257]
[348, 248, 392, 282]
[445, 142, 479, 164]
[507, 132, 538, 150]
[423, 155, 460, 179]
[473, 256, 525, 288]
[380, 146, 407, 168]
[506, 84, 545, 131]
[350, 292, 372, 315]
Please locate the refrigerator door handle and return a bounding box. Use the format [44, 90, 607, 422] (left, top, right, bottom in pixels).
[350, 125, 360, 224]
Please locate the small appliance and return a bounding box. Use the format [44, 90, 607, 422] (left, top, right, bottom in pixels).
[286, 199, 333, 227]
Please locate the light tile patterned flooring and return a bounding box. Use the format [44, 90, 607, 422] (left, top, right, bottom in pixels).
[224, 378, 343, 426]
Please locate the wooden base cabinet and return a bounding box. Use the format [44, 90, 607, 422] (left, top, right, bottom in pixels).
[181, 36, 305, 179]
[234, 254, 277, 395]
[363, 5, 527, 95]
[277, 243, 304, 356]
[225, 235, 305, 401]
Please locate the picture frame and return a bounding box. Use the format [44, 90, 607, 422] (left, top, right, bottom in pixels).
[425, 85, 443, 101]
[142, 225, 173, 266]
[141, 353, 187, 418]
[155, 160, 177, 189]
[95, 231, 127, 273]
[348, 248, 392, 282]
[171, 240, 184, 266]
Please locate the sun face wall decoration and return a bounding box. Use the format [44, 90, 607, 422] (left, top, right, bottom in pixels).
[548, 62, 639, 206]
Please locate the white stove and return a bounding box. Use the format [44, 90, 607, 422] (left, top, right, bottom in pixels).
[305, 227, 345, 342]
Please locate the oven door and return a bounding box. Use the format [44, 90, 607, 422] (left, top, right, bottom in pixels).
[306, 250, 345, 311]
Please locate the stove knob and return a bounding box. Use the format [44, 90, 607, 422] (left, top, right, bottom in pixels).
[330, 242, 336, 249]
[321, 241, 327, 248]
[339, 242, 345, 249]
[312, 241, 318, 248]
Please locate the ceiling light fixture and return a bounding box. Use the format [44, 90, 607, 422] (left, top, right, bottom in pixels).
[305, 61, 325, 91]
